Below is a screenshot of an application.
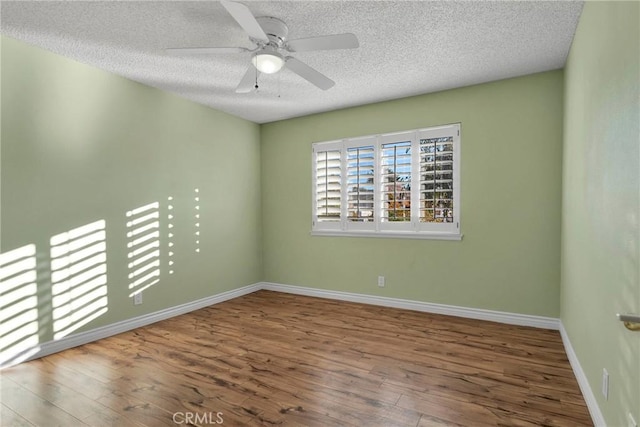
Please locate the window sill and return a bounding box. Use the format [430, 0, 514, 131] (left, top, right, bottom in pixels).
[310, 230, 463, 241]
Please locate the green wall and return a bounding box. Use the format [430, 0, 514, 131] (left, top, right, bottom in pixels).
[1, 37, 262, 350]
[561, 2, 640, 426]
[4, 4, 639, 422]
[261, 70, 564, 317]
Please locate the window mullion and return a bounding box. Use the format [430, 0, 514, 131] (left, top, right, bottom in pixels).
[454, 129, 461, 229]
[374, 136, 380, 232]
[411, 132, 419, 229]
[356, 148, 361, 219]
[393, 146, 397, 220]
[340, 145, 347, 231]
[432, 138, 437, 222]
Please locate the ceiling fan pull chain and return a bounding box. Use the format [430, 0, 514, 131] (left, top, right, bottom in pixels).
[254, 64, 259, 91]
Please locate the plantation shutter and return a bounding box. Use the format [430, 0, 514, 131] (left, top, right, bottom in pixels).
[313, 142, 342, 230]
[345, 140, 375, 229]
[312, 124, 460, 239]
[379, 131, 415, 229]
[418, 124, 460, 233]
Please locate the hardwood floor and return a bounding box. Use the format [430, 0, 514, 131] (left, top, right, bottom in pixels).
[1, 290, 592, 426]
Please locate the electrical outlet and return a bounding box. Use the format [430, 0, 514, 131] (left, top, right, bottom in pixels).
[134, 292, 143, 305]
[629, 412, 637, 427]
[601, 368, 609, 400]
[378, 276, 385, 287]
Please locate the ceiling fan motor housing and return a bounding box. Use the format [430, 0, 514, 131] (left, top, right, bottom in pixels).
[255, 17, 289, 48]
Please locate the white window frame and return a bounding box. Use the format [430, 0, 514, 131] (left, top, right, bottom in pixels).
[311, 123, 462, 241]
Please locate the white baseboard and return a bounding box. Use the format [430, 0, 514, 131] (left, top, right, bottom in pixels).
[260, 282, 560, 330]
[6, 280, 599, 426]
[9, 283, 261, 368]
[559, 322, 605, 427]
[5, 281, 560, 370]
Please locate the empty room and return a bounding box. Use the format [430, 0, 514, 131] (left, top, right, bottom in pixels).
[1, 1, 638, 426]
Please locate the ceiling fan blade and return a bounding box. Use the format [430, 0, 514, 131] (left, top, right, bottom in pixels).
[285, 57, 335, 90]
[165, 47, 249, 56]
[220, 0, 269, 43]
[235, 64, 258, 93]
[287, 33, 359, 52]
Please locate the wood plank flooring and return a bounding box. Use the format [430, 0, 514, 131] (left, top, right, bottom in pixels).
[0, 290, 592, 426]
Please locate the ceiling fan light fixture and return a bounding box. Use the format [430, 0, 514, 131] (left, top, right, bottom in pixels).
[252, 51, 285, 74]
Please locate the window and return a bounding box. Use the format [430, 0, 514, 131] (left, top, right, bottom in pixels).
[312, 123, 461, 240]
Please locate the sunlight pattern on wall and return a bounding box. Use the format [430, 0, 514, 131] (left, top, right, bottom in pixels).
[51, 220, 108, 340]
[194, 188, 200, 253]
[0, 244, 40, 367]
[167, 196, 175, 275]
[126, 202, 160, 297]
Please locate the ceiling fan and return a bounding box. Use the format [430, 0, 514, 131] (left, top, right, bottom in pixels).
[166, 0, 359, 93]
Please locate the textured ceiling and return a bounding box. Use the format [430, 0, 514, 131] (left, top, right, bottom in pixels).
[1, 1, 583, 124]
